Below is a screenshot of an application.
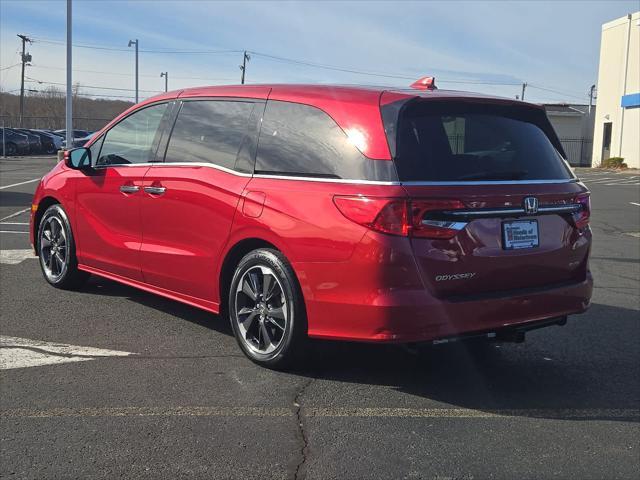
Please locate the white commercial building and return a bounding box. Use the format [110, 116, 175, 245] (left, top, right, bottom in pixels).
[592, 12, 639, 168]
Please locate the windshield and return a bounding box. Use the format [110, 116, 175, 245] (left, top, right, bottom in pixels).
[389, 100, 574, 182]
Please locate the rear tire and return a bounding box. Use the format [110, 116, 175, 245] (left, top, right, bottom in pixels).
[37, 204, 90, 290]
[229, 249, 307, 369]
[5, 142, 17, 156]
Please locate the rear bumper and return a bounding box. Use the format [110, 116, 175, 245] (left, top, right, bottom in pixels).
[303, 274, 592, 343]
[295, 229, 592, 343]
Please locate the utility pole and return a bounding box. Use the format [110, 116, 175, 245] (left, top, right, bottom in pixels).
[17, 34, 32, 127]
[160, 72, 168, 92]
[65, 0, 72, 148]
[588, 85, 596, 114]
[128, 39, 139, 102]
[520, 82, 527, 101]
[239, 51, 250, 84]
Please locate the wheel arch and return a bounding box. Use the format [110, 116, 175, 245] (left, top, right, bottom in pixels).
[33, 196, 62, 254]
[218, 238, 279, 316]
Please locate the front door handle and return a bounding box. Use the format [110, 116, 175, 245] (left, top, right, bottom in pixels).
[144, 186, 166, 195]
[120, 185, 140, 194]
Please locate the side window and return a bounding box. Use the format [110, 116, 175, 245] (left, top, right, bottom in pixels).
[96, 103, 168, 166]
[165, 100, 256, 170]
[256, 101, 368, 179]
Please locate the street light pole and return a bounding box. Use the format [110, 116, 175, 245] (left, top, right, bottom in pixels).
[160, 72, 168, 92]
[128, 39, 139, 103]
[65, 0, 72, 149]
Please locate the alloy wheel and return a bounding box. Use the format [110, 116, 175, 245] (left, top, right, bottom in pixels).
[39, 215, 69, 282]
[234, 265, 288, 355]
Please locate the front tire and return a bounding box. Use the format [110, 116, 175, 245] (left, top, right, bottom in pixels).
[229, 249, 307, 369]
[37, 204, 89, 290]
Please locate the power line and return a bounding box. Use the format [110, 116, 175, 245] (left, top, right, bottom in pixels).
[25, 34, 590, 99]
[29, 64, 237, 82]
[527, 84, 588, 102]
[31, 37, 241, 55]
[28, 35, 519, 86]
[0, 63, 21, 72]
[248, 50, 522, 86]
[25, 76, 161, 94]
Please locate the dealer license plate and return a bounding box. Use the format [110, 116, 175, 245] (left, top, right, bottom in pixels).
[502, 220, 539, 250]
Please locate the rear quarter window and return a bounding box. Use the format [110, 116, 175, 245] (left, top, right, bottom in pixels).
[388, 100, 574, 182]
[256, 100, 397, 182]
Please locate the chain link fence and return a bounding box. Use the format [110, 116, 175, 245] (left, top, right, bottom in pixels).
[0, 115, 112, 132]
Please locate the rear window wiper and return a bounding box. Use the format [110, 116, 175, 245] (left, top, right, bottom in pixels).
[458, 170, 528, 181]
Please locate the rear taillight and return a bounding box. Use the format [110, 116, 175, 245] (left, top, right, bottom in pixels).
[332, 196, 408, 236]
[333, 196, 465, 239]
[410, 199, 466, 238]
[573, 192, 590, 229]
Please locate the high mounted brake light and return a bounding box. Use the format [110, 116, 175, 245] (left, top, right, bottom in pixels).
[410, 76, 437, 90]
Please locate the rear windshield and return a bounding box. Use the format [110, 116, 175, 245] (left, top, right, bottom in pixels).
[388, 100, 573, 182]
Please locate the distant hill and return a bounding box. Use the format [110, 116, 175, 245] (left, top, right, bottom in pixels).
[0, 88, 134, 131]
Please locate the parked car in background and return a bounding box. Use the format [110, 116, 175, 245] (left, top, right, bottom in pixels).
[62, 132, 95, 149]
[53, 129, 91, 139]
[32, 129, 64, 152]
[14, 129, 57, 154]
[30, 83, 592, 369]
[1, 127, 30, 155]
[9, 128, 41, 154]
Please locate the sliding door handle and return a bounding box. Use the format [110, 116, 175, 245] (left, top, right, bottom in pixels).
[120, 185, 140, 193]
[144, 186, 166, 195]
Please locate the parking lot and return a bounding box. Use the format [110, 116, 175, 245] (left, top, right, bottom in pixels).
[1, 157, 638, 479]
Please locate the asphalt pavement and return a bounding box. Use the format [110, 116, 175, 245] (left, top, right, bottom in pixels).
[1, 158, 639, 479]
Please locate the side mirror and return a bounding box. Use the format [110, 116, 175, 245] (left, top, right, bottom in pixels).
[65, 147, 91, 170]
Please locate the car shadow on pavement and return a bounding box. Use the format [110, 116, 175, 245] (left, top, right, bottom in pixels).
[82, 277, 639, 422]
[0, 191, 34, 208]
[295, 303, 640, 421]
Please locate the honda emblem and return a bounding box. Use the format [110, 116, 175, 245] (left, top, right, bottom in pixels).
[523, 197, 539, 215]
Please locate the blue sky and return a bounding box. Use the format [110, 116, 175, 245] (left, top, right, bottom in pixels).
[1, 0, 637, 104]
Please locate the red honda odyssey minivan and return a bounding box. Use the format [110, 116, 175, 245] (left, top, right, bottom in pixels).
[30, 82, 593, 368]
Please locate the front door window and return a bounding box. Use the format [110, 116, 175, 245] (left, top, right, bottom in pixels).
[96, 103, 168, 166]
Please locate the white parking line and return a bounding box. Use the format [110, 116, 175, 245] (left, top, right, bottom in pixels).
[631, 202, 640, 207]
[0, 222, 29, 225]
[0, 178, 40, 190]
[0, 231, 29, 234]
[0, 249, 36, 264]
[0, 336, 133, 370]
[0, 207, 30, 222]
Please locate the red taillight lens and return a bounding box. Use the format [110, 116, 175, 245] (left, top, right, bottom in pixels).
[333, 196, 465, 239]
[573, 193, 590, 229]
[333, 196, 408, 236]
[410, 199, 466, 238]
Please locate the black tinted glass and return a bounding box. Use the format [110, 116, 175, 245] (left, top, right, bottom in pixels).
[391, 101, 573, 182]
[165, 100, 255, 170]
[97, 103, 167, 166]
[256, 100, 396, 180]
